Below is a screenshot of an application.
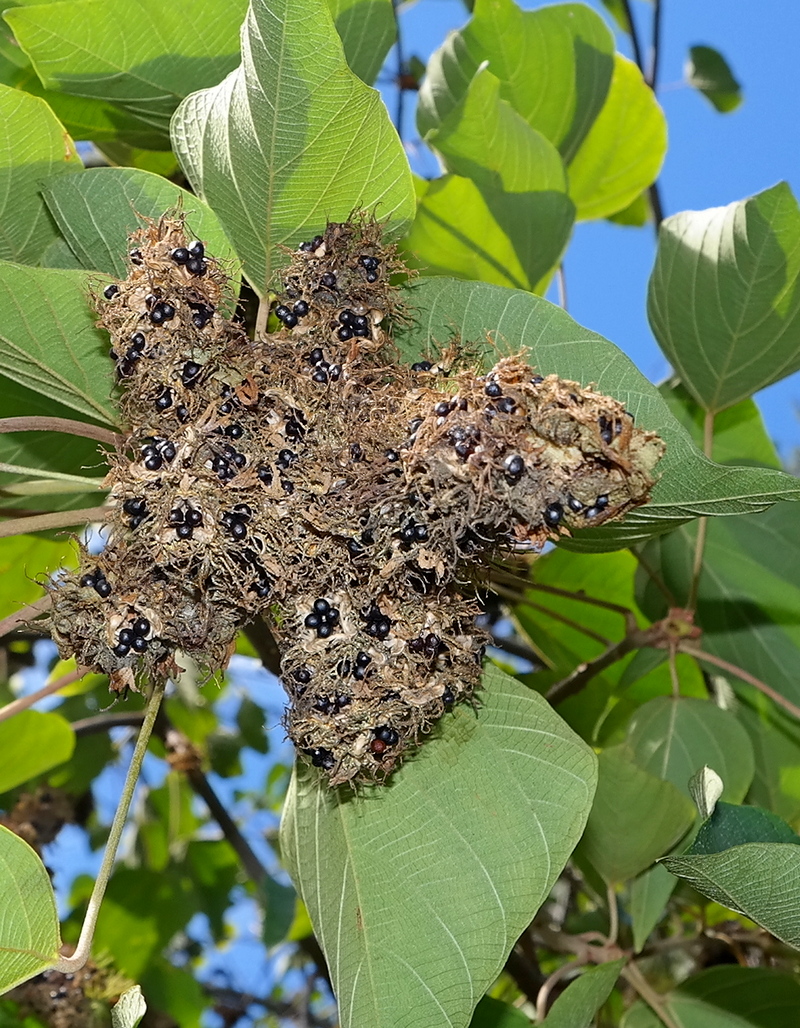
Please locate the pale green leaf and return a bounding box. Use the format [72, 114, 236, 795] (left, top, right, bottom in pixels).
[648, 182, 800, 412]
[0, 710, 75, 793]
[0, 533, 77, 622]
[0, 262, 118, 424]
[281, 667, 596, 1028]
[394, 276, 800, 549]
[541, 958, 625, 1028]
[567, 55, 667, 221]
[0, 83, 82, 265]
[171, 0, 414, 299]
[5, 0, 248, 137]
[0, 825, 61, 993]
[328, 0, 395, 85]
[111, 986, 146, 1028]
[629, 862, 679, 952]
[686, 45, 742, 114]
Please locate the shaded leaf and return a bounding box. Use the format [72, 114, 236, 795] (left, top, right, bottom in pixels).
[0, 710, 75, 794]
[0, 262, 117, 424]
[281, 668, 596, 1028]
[328, 0, 395, 85]
[567, 55, 666, 221]
[736, 694, 800, 827]
[626, 696, 755, 803]
[686, 45, 742, 114]
[629, 862, 678, 952]
[470, 996, 530, 1028]
[394, 276, 800, 548]
[5, 0, 248, 138]
[0, 83, 81, 265]
[648, 182, 800, 412]
[0, 825, 61, 992]
[171, 0, 414, 299]
[541, 958, 625, 1028]
[577, 747, 695, 883]
[260, 875, 297, 949]
[690, 800, 800, 852]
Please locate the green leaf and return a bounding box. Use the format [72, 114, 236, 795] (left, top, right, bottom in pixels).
[0, 711, 75, 793]
[328, 0, 395, 85]
[623, 966, 800, 1028]
[470, 996, 530, 1028]
[260, 875, 297, 949]
[567, 55, 667, 221]
[626, 696, 755, 803]
[690, 800, 800, 853]
[394, 276, 800, 548]
[648, 182, 800, 412]
[111, 986, 146, 1028]
[5, 0, 248, 138]
[236, 695, 268, 754]
[0, 825, 61, 992]
[736, 695, 800, 826]
[0, 262, 118, 424]
[0, 83, 82, 265]
[420, 66, 574, 292]
[418, 0, 615, 163]
[540, 958, 625, 1028]
[171, 0, 414, 299]
[686, 45, 742, 114]
[281, 667, 596, 1028]
[42, 168, 241, 297]
[0, 533, 77, 622]
[663, 840, 800, 948]
[577, 747, 695, 883]
[629, 862, 679, 952]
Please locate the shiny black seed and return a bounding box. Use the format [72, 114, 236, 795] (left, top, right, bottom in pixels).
[232, 503, 251, 520]
[130, 332, 146, 352]
[414, 523, 429, 541]
[496, 396, 517, 414]
[299, 240, 314, 252]
[337, 325, 353, 342]
[103, 283, 119, 300]
[504, 455, 525, 479]
[229, 520, 247, 540]
[454, 441, 473, 460]
[79, 572, 96, 587]
[282, 312, 298, 329]
[339, 309, 354, 325]
[412, 361, 433, 372]
[124, 347, 141, 362]
[408, 417, 424, 434]
[328, 608, 340, 625]
[320, 272, 336, 288]
[186, 257, 206, 276]
[328, 364, 342, 381]
[169, 508, 185, 525]
[231, 451, 246, 468]
[407, 636, 425, 654]
[257, 466, 273, 485]
[356, 651, 371, 667]
[131, 636, 148, 653]
[112, 642, 130, 658]
[122, 497, 145, 515]
[129, 248, 143, 265]
[313, 598, 330, 615]
[188, 240, 205, 259]
[109, 349, 119, 362]
[285, 419, 304, 440]
[176, 405, 189, 423]
[401, 521, 416, 542]
[595, 494, 609, 510]
[193, 312, 210, 328]
[304, 612, 320, 629]
[308, 747, 335, 770]
[149, 306, 166, 325]
[250, 579, 271, 598]
[375, 618, 391, 640]
[530, 375, 544, 385]
[434, 401, 452, 416]
[311, 234, 324, 248]
[352, 323, 370, 338]
[360, 529, 374, 544]
[118, 358, 137, 378]
[219, 401, 233, 415]
[294, 666, 312, 684]
[365, 271, 378, 283]
[161, 303, 176, 321]
[154, 388, 173, 411]
[484, 380, 502, 397]
[132, 618, 150, 637]
[277, 449, 296, 469]
[182, 361, 202, 386]
[374, 725, 399, 746]
[313, 696, 333, 713]
[312, 368, 328, 383]
[94, 579, 112, 598]
[118, 629, 134, 646]
[293, 300, 309, 316]
[129, 515, 145, 530]
[336, 693, 351, 708]
[544, 502, 564, 528]
[308, 348, 324, 364]
[281, 478, 294, 494]
[567, 495, 584, 513]
[212, 456, 231, 478]
[584, 506, 600, 519]
[224, 423, 244, 439]
[176, 523, 193, 540]
[160, 442, 176, 462]
[275, 305, 291, 321]
[352, 314, 369, 331]
[384, 449, 400, 462]
[144, 454, 163, 471]
[347, 538, 363, 556]
[442, 687, 455, 707]
[317, 623, 333, 639]
[171, 247, 190, 264]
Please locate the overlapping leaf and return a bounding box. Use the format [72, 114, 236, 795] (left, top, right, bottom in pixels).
[171, 0, 414, 298]
[541, 959, 625, 1028]
[394, 276, 800, 549]
[281, 668, 596, 1028]
[648, 182, 800, 412]
[0, 83, 81, 265]
[328, 0, 395, 85]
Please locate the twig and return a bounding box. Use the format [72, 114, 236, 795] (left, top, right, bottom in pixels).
[0, 666, 89, 723]
[606, 881, 619, 947]
[545, 630, 649, 704]
[492, 567, 638, 629]
[490, 632, 541, 665]
[646, 0, 663, 89]
[392, 0, 405, 138]
[536, 958, 587, 1022]
[72, 712, 145, 736]
[0, 505, 110, 539]
[622, 962, 681, 1028]
[0, 416, 121, 448]
[0, 595, 52, 638]
[494, 583, 612, 646]
[681, 645, 800, 721]
[243, 618, 283, 677]
[619, 0, 644, 71]
[54, 679, 166, 974]
[255, 296, 270, 339]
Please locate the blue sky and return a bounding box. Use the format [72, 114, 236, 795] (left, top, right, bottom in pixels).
[390, 0, 800, 460]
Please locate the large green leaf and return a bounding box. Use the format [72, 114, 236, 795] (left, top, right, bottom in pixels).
[0, 83, 82, 265]
[626, 696, 755, 803]
[42, 168, 241, 292]
[576, 746, 695, 883]
[5, 0, 248, 139]
[0, 532, 78, 622]
[567, 55, 666, 221]
[281, 668, 596, 1028]
[540, 959, 625, 1028]
[328, 0, 395, 85]
[394, 276, 800, 549]
[417, 0, 615, 163]
[736, 694, 800, 827]
[686, 45, 742, 114]
[171, 0, 414, 299]
[0, 262, 117, 424]
[0, 825, 61, 992]
[648, 182, 800, 412]
[0, 710, 75, 793]
[623, 966, 800, 1028]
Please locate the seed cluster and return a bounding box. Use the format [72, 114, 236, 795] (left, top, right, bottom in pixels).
[46, 213, 664, 785]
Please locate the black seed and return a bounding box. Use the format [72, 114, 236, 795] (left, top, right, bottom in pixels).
[130, 332, 146, 352]
[365, 271, 378, 283]
[122, 497, 145, 515]
[232, 451, 247, 468]
[530, 375, 544, 385]
[118, 629, 134, 646]
[336, 693, 351, 708]
[129, 248, 143, 265]
[232, 503, 251, 520]
[320, 272, 336, 288]
[337, 325, 353, 342]
[188, 240, 205, 259]
[308, 348, 324, 364]
[160, 442, 176, 462]
[79, 572, 96, 587]
[293, 666, 312, 684]
[131, 636, 148, 653]
[224, 423, 244, 439]
[176, 523, 193, 540]
[442, 687, 455, 708]
[408, 417, 424, 435]
[484, 380, 502, 397]
[384, 449, 400, 462]
[434, 400, 452, 416]
[293, 300, 309, 316]
[584, 506, 600, 519]
[230, 520, 247, 540]
[308, 747, 335, 770]
[258, 465, 273, 485]
[129, 515, 145, 530]
[299, 240, 314, 252]
[375, 618, 391, 640]
[275, 305, 291, 321]
[250, 579, 271, 598]
[352, 314, 369, 331]
[414, 523, 429, 541]
[281, 478, 294, 494]
[169, 508, 185, 525]
[504, 454, 525, 479]
[282, 312, 298, 329]
[339, 309, 354, 324]
[132, 618, 150, 637]
[154, 388, 173, 411]
[143, 454, 163, 471]
[454, 441, 473, 460]
[186, 257, 206, 276]
[171, 247, 190, 264]
[313, 696, 333, 714]
[329, 364, 342, 381]
[212, 456, 231, 479]
[112, 643, 130, 658]
[277, 449, 296, 469]
[314, 598, 330, 615]
[317, 623, 333, 639]
[305, 612, 320, 629]
[374, 725, 399, 746]
[401, 521, 416, 542]
[149, 306, 166, 325]
[407, 636, 425, 654]
[328, 608, 340, 625]
[103, 283, 119, 300]
[124, 347, 141, 363]
[109, 349, 119, 362]
[544, 502, 564, 528]
[567, 495, 584, 513]
[595, 494, 609, 510]
[182, 361, 202, 386]
[496, 396, 517, 414]
[312, 368, 328, 383]
[118, 358, 137, 378]
[176, 405, 189, 423]
[94, 579, 112, 598]
[160, 303, 175, 321]
[412, 360, 432, 372]
[184, 508, 202, 528]
[356, 651, 371, 667]
[347, 538, 363, 556]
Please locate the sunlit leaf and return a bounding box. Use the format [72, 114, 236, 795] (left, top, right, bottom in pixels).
[281, 668, 596, 1028]
[111, 986, 146, 1028]
[0, 532, 77, 622]
[686, 45, 742, 114]
[0, 710, 75, 794]
[328, 0, 395, 84]
[171, 0, 414, 299]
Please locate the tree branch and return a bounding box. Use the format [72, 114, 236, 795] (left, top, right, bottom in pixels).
[0, 666, 89, 723]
